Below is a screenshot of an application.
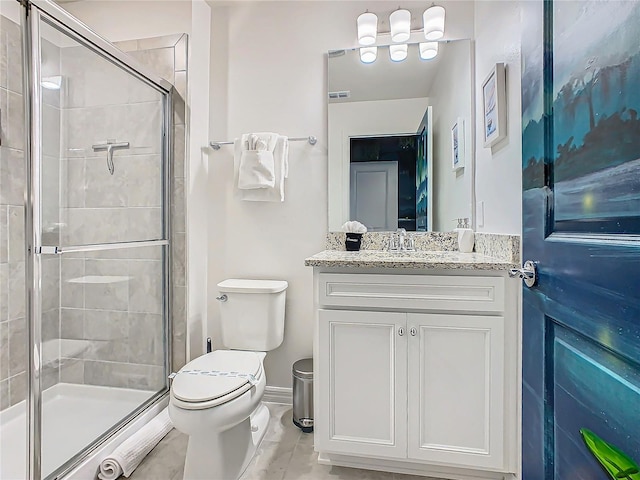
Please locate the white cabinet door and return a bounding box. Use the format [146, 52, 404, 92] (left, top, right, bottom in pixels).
[317, 309, 407, 459]
[407, 314, 505, 470]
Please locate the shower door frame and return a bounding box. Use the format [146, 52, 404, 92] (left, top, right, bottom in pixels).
[20, 1, 175, 479]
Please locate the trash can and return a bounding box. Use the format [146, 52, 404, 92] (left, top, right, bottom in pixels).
[292, 358, 314, 433]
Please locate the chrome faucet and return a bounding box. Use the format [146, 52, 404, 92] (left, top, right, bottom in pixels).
[397, 228, 407, 251]
[388, 228, 412, 251]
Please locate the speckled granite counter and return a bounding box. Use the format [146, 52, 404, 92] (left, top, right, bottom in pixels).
[304, 249, 518, 271]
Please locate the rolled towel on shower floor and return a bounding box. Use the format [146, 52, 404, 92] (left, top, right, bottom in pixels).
[98, 407, 173, 480]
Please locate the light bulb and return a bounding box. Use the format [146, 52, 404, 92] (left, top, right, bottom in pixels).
[357, 12, 378, 46]
[419, 42, 438, 60]
[41, 75, 62, 90]
[423, 5, 445, 41]
[360, 46, 377, 63]
[389, 44, 408, 62]
[390, 9, 411, 43]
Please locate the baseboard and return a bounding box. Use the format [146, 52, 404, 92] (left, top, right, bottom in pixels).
[318, 452, 511, 480]
[263, 386, 293, 405]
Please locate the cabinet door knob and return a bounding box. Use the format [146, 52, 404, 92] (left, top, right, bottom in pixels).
[398, 327, 405, 336]
[410, 327, 417, 336]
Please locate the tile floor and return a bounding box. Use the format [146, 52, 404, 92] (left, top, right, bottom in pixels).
[129, 403, 443, 480]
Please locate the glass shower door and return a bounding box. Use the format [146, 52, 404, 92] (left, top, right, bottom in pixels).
[32, 9, 171, 480]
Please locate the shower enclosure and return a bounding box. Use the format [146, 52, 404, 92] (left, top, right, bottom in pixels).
[0, 1, 173, 479]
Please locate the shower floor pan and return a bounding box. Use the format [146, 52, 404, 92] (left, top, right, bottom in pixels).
[0, 383, 154, 479]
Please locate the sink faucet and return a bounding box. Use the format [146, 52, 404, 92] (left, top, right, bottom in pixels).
[387, 228, 415, 251]
[396, 228, 407, 251]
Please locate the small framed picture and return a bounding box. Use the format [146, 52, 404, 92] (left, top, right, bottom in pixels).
[451, 118, 464, 171]
[482, 63, 507, 147]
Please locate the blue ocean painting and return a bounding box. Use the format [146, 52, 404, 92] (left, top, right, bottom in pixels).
[522, 2, 640, 233]
[415, 150, 428, 231]
[521, 2, 640, 479]
[416, 111, 429, 231]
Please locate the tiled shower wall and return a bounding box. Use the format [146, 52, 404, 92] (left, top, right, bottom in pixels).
[55, 33, 189, 388]
[117, 34, 189, 374]
[1, 15, 63, 406]
[117, 33, 189, 376]
[56, 39, 166, 390]
[0, 22, 189, 409]
[0, 14, 27, 409]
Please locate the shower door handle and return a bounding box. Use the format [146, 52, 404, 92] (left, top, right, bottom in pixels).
[36, 246, 60, 255]
[35, 240, 169, 256]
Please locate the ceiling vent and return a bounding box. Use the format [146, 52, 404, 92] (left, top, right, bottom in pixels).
[328, 90, 351, 100]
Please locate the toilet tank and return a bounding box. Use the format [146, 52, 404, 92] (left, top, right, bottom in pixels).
[217, 279, 288, 351]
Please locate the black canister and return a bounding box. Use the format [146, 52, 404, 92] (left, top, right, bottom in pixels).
[345, 233, 363, 251]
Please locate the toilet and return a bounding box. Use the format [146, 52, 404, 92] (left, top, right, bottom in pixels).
[169, 279, 288, 480]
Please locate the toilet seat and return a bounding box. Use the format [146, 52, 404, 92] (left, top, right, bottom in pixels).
[171, 350, 263, 410]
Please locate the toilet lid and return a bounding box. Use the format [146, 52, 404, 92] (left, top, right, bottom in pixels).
[171, 350, 261, 404]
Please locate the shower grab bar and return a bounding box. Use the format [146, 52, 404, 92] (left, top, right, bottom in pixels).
[92, 141, 130, 175]
[209, 135, 317, 150]
[37, 239, 169, 255]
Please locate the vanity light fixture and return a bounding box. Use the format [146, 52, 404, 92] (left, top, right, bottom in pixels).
[389, 43, 408, 62]
[357, 11, 378, 46]
[360, 46, 378, 63]
[419, 42, 438, 60]
[423, 5, 446, 41]
[355, 6, 446, 64]
[390, 8, 411, 42]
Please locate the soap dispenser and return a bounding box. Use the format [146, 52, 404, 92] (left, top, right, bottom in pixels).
[456, 218, 474, 253]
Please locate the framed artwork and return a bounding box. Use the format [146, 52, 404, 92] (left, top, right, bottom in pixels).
[451, 118, 464, 171]
[482, 63, 507, 147]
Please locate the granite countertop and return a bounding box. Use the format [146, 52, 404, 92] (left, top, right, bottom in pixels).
[304, 249, 518, 271]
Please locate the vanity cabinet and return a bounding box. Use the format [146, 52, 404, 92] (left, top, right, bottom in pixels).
[314, 271, 518, 479]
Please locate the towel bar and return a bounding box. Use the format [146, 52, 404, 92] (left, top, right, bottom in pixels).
[209, 135, 317, 150]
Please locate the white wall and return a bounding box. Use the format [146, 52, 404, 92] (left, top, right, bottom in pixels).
[474, 1, 522, 235]
[62, 1, 192, 41]
[187, 1, 212, 359]
[0, 0, 21, 23]
[208, 1, 474, 388]
[429, 40, 474, 231]
[327, 97, 430, 232]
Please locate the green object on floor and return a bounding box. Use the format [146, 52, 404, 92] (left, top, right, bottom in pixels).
[580, 428, 640, 480]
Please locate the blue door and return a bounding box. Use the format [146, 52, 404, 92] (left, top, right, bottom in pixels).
[521, 1, 640, 478]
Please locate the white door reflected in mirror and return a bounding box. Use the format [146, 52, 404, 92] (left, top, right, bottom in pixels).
[350, 161, 398, 231]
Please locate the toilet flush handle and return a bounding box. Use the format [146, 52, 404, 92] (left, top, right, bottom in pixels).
[216, 294, 228, 302]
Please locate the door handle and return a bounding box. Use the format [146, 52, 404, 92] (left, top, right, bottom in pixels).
[509, 260, 537, 287]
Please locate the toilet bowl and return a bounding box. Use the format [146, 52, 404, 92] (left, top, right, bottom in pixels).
[169, 279, 287, 480]
[169, 350, 269, 480]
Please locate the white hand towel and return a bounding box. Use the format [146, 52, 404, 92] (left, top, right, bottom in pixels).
[234, 135, 289, 202]
[97, 408, 173, 479]
[236, 133, 279, 189]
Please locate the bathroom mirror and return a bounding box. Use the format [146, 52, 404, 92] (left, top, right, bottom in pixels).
[327, 39, 474, 232]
